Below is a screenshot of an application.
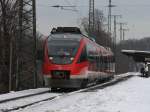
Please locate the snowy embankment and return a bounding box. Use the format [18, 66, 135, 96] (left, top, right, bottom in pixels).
[15, 72, 150, 112]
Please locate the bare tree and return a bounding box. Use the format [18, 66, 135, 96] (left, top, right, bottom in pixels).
[0, 0, 43, 92]
[0, 0, 19, 92]
[80, 9, 111, 47]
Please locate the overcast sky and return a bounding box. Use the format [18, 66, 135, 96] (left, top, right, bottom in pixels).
[36, 0, 150, 41]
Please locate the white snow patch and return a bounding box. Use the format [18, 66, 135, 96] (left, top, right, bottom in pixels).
[9, 73, 150, 112]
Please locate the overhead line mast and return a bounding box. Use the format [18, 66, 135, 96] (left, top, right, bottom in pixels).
[117, 22, 127, 42]
[107, 0, 115, 47]
[16, 0, 37, 90]
[89, 0, 95, 35]
[122, 28, 129, 41]
[112, 15, 122, 48]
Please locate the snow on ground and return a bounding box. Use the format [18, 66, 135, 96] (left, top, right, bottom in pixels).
[0, 88, 50, 101]
[0, 93, 60, 111]
[14, 72, 150, 112]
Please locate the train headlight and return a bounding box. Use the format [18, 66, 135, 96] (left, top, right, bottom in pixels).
[49, 57, 53, 60]
[70, 57, 74, 61]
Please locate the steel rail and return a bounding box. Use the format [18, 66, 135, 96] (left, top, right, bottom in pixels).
[0, 89, 50, 104]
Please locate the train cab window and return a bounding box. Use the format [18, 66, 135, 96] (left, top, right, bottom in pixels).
[78, 47, 87, 63]
[48, 38, 80, 64]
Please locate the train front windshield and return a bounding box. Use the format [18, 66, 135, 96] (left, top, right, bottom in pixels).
[48, 38, 80, 64]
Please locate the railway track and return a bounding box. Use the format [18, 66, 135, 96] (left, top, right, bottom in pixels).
[0, 73, 135, 112]
[0, 92, 61, 112]
[0, 88, 50, 104]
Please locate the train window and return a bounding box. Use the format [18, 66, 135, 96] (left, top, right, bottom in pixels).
[87, 43, 96, 55]
[78, 47, 87, 63]
[48, 39, 79, 64]
[48, 40, 79, 57]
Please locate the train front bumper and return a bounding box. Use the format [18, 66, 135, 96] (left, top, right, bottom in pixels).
[44, 76, 86, 88]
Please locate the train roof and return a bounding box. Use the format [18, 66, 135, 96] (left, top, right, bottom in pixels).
[49, 27, 96, 42]
[48, 33, 83, 42]
[48, 27, 113, 56]
[49, 27, 86, 41]
[51, 27, 82, 34]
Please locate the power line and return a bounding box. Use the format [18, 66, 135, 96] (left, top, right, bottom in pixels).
[51, 5, 78, 12]
[37, 3, 150, 8]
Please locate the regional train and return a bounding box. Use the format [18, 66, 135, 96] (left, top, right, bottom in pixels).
[42, 27, 115, 90]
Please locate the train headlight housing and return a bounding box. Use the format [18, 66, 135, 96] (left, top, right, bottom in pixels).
[49, 57, 53, 60]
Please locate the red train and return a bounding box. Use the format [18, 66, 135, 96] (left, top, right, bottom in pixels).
[42, 27, 115, 90]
